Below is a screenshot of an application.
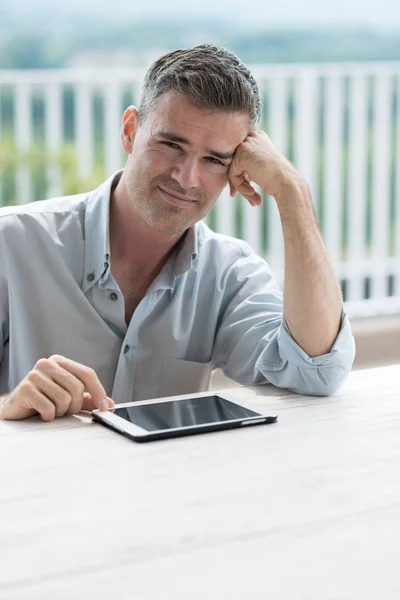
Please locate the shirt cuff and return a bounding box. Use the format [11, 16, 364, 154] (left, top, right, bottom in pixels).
[276, 309, 354, 369]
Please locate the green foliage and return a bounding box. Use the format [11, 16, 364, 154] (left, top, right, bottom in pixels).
[0, 32, 65, 69]
[0, 139, 105, 205]
[0, 138, 18, 172]
[231, 29, 400, 64]
[56, 145, 105, 195]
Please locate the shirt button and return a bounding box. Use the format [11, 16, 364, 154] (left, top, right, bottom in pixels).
[123, 345, 130, 354]
[87, 273, 95, 282]
[110, 292, 118, 301]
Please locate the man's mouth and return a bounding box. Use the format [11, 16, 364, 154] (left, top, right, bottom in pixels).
[158, 186, 197, 208]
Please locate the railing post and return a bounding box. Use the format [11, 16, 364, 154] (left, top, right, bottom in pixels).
[0, 64, 399, 318]
[45, 82, 63, 198]
[266, 75, 287, 283]
[293, 69, 319, 202]
[75, 81, 93, 180]
[323, 73, 344, 275]
[395, 76, 400, 297]
[104, 82, 124, 177]
[370, 73, 392, 299]
[15, 82, 33, 204]
[347, 73, 368, 301]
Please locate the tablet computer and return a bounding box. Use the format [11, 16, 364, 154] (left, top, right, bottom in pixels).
[92, 392, 277, 443]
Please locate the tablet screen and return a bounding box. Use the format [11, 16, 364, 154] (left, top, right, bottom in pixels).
[112, 395, 261, 431]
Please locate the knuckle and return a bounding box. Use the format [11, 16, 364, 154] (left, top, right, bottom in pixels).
[28, 369, 43, 386]
[66, 397, 82, 414]
[84, 366, 96, 379]
[71, 380, 85, 398]
[34, 358, 49, 370]
[17, 380, 34, 396]
[41, 404, 56, 422]
[57, 390, 72, 409]
[30, 392, 55, 421]
[49, 354, 63, 363]
[54, 393, 72, 417]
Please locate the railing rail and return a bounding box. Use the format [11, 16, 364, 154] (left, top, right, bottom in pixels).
[1, 62, 400, 316]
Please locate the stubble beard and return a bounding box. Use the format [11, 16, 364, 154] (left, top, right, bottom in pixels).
[139, 194, 193, 236]
[130, 179, 210, 237]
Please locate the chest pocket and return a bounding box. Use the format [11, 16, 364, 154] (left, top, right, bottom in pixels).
[158, 357, 212, 397]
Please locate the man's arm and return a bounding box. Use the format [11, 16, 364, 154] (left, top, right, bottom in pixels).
[277, 178, 342, 357]
[211, 248, 354, 397]
[228, 130, 342, 357]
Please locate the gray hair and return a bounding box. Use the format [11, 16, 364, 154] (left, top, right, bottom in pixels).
[138, 45, 261, 131]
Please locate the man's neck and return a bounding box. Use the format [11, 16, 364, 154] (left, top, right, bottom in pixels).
[109, 175, 182, 273]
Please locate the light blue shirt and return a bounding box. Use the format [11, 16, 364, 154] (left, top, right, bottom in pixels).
[0, 173, 355, 402]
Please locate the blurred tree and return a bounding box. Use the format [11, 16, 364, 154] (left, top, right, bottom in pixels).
[0, 32, 65, 69]
[0, 139, 104, 205]
[1, 21, 400, 69]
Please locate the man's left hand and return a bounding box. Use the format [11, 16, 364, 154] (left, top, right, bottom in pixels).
[228, 131, 301, 206]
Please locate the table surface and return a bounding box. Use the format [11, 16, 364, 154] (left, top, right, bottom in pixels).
[1, 364, 400, 600]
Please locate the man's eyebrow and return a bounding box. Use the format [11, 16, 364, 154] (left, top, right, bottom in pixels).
[157, 131, 190, 145]
[156, 131, 235, 161]
[206, 148, 235, 160]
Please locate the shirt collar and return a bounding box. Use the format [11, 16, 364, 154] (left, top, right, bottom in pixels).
[83, 172, 121, 293]
[82, 171, 200, 293]
[174, 225, 199, 278]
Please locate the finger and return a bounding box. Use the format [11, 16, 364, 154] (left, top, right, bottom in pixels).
[20, 388, 56, 422]
[48, 368, 86, 415]
[235, 182, 263, 206]
[229, 172, 256, 197]
[82, 394, 115, 412]
[28, 369, 73, 417]
[229, 173, 246, 191]
[228, 181, 237, 197]
[35, 358, 86, 415]
[66, 391, 85, 415]
[237, 182, 256, 196]
[247, 189, 263, 206]
[229, 175, 255, 195]
[242, 191, 263, 206]
[48, 356, 108, 411]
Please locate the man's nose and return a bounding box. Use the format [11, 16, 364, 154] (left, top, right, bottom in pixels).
[171, 157, 200, 191]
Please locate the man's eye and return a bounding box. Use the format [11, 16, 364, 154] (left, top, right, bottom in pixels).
[162, 141, 181, 150]
[206, 157, 225, 166]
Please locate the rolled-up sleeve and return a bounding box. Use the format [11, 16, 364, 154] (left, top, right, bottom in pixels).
[256, 311, 355, 396]
[212, 249, 355, 397]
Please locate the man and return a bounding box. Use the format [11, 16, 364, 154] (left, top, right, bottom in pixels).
[0, 45, 355, 422]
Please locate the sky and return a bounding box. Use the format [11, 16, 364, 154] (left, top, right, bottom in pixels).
[8, 0, 400, 29]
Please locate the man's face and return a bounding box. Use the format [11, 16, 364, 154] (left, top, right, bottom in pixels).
[121, 90, 250, 236]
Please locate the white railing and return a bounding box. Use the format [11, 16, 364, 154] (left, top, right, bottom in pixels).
[0, 63, 400, 318]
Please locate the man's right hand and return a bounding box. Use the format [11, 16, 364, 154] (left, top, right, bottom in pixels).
[0, 355, 114, 421]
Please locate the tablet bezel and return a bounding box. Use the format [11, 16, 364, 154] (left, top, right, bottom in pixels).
[91, 390, 277, 442]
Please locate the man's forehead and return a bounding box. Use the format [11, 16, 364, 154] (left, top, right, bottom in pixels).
[148, 97, 249, 149]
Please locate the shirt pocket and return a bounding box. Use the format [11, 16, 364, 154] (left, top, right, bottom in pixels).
[158, 357, 212, 397]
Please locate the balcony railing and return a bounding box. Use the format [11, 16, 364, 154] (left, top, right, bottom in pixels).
[0, 62, 400, 318]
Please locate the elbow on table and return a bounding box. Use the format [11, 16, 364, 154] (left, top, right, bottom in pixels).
[286, 365, 351, 397]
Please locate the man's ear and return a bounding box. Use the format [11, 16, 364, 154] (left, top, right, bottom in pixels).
[120, 105, 140, 154]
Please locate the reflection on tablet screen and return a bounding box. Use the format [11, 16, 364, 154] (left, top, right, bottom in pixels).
[112, 396, 260, 431]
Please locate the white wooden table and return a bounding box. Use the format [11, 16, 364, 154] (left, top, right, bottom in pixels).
[1, 365, 400, 600]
